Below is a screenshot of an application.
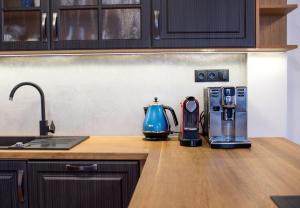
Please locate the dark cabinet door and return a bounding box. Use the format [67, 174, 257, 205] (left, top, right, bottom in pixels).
[0, 161, 28, 208]
[51, 0, 150, 50]
[99, 0, 150, 49]
[0, 0, 50, 50]
[50, 0, 100, 50]
[28, 161, 140, 208]
[152, 0, 256, 48]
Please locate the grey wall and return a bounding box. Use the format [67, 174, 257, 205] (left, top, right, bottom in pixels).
[0, 54, 246, 136]
[288, 0, 300, 144]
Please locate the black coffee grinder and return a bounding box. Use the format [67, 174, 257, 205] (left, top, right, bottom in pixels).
[179, 97, 202, 147]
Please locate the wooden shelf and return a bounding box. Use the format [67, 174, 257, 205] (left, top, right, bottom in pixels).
[257, 45, 298, 51]
[260, 4, 298, 15]
[0, 47, 297, 57]
[257, 0, 298, 51]
[283, 45, 298, 51]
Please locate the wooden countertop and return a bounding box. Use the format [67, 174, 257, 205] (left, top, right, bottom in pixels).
[0, 136, 300, 208]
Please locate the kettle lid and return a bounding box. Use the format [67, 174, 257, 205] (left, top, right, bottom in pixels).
[145, 97, 161, 108]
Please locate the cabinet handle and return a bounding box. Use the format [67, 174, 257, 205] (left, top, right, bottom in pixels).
[17, 170, 24, 203]
[66, 164, 98, 172]
[153, 10, 160, 40]
[52, 12, 58, 42]
[41, 13, 47, 42]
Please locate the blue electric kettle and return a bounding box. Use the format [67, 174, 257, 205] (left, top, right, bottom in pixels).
[143, 97, 178, 140]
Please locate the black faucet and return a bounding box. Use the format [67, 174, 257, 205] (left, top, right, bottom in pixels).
[9, 82, 55, 136]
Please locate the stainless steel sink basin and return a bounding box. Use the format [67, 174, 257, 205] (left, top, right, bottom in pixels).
[0, 136, 89, 150]
[0, 137, 35, 147]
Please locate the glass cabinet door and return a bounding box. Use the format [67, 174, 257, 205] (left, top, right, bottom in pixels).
[51, 0, 150, 50]
[0, 0, 50, 50]
[51, 0, 100, 49]
[99, 0, 150, 48]
[59, 10, 98, 41]
[0, 0, 150, 50]
[102, 8, 141, 40]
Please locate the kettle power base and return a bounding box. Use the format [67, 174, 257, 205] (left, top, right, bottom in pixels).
[143, 132, 172, 141]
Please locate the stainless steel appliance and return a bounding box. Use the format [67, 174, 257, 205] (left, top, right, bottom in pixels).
[179, 96, 202, 147]
[0, 136, 89, 150]
[203, 87, 251, 148]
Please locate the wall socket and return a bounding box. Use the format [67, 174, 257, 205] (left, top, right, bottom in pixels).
[195, 69, 229, 82]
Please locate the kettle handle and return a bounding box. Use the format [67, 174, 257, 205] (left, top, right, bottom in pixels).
[163, 106, 178, 126]
[144, 107, 148, 115]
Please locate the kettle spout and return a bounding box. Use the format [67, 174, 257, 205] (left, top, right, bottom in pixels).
[144, 107, 148, 115]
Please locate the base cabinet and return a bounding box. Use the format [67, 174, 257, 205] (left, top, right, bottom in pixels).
[0, 160, 140, 208]
[0, 161, 28, 208]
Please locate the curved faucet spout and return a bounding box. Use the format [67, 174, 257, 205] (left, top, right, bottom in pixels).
[9, 82, 46, 121]
[9, 82, 55, 136]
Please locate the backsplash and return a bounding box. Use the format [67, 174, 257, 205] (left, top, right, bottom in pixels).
[0, 54, 246, 136]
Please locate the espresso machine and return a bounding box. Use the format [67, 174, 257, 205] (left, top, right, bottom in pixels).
[179, 97, 202, 147]
[203, 87, 251, 148]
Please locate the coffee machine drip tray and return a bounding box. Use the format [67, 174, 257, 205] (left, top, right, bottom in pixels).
[208, 136, 251, 149]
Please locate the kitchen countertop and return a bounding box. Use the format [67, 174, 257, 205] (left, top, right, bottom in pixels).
[0, 136, 300, 208]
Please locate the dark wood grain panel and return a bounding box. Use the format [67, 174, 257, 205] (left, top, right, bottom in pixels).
[0, 173, 17, 208]
[0, 161, 28, 208]
[167, 0, 240, 33]
[28, 160, 140, 208]
[152, 0, 256, 48]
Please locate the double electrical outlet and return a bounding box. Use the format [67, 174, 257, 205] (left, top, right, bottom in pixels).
[195, 69, 229, 82]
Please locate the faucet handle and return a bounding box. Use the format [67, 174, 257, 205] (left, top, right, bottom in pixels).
[49, 121, 55, 134]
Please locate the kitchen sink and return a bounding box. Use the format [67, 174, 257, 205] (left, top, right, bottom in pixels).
[0, 136, 89, 150]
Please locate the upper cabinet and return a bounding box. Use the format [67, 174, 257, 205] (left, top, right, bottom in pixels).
[152, 0, 256, 48]
[51, 0, 150, 49]
[0, 0, 49, 50]
[0, 0, 150, 50]
[0, 0, 296, 52]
